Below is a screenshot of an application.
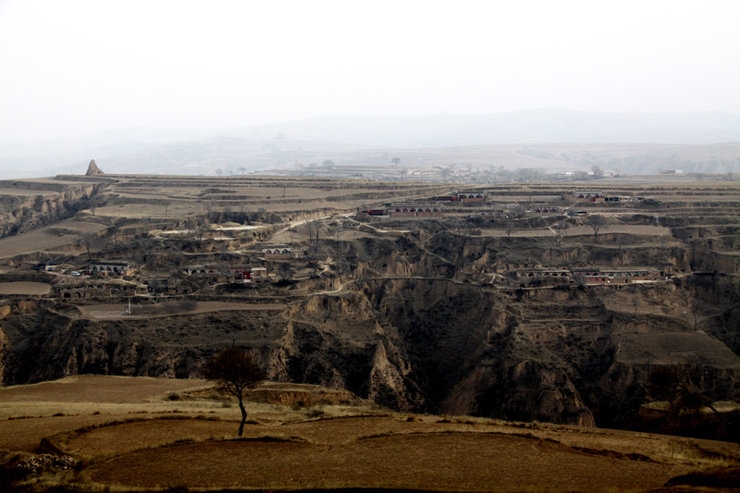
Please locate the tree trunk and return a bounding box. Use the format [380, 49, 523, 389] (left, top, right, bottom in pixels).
[238, 396, 247, 437]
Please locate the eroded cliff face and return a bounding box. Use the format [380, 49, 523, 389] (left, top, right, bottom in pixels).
[367, 339, 425, 410]
[0, 305, 10, 380]
[0, 183, 100, 237]
[2, 231, 739, 430]
[443, 361, 596, 427]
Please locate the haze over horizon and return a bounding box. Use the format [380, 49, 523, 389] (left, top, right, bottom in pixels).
[2, 1, 739, 139]
[1, 1, 739, 178]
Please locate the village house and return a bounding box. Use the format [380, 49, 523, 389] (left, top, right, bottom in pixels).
[87, 261, 130, 276]
[54, 280, 144, 299]
[513, 269, 572, 286]
[456, 192, 485, 203]
[388, 205, 443, 217]
[572, 268, 660, 285]
[249, 267, 268, 280]
[262, 246, 297, 258]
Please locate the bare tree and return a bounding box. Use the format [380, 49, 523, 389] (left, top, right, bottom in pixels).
[202, 347, 265, 436]
[87, 194, 100, 216]
[82, 233, 99, 261]
[688, 277, 701, 331]
[585, 215, 606, 243]
[391, 157, 401, 167]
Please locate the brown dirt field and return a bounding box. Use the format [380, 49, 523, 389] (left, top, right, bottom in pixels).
[0, 229, 77, 257]
[76, 416, 709, 492]
[87, 433, 680, 492]
[0, 219, 106, 258]
[61, 415, 740, 467]
[0, 281, 50, 295]
[0, 375, 210, 404]
[77, 301, 287, 320]
[3, 377, 740, 492]
[92, 202, 203, 219]
[613, 330, 740, 368]
[48, 219, 108, 235]
[0, 415, 126, 453]
[478, 224, 673, 239]
[0, 376, 211, 452]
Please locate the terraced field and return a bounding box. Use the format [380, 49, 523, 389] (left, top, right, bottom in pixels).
[3, 376, 739, 492]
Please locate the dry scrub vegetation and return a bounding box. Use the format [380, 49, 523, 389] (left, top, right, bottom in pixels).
[1, 376, 739, 492]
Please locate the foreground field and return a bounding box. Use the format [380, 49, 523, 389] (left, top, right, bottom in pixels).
[1, 376, 739, 492]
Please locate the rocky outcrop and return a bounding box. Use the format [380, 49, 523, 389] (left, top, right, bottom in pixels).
[85, 159, 104, 176]
[367, 338, 425, 410]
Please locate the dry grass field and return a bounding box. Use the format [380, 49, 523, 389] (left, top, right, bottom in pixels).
[2, 376, 739, 492]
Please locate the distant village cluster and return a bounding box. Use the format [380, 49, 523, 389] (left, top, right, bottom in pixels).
[39, 259, 274, 299]
[37, 257, 668, 302]
[20, 186, 674, 305]
[289, 161, 619, 183]
[360, 190, 629, 218]
[509, 267, 664, 288]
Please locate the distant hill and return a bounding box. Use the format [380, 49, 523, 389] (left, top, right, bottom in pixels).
[1, 110, 739, 178]
[240, 110, 740, 147]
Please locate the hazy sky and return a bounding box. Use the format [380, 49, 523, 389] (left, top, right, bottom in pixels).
[0, 0, 738, 142]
